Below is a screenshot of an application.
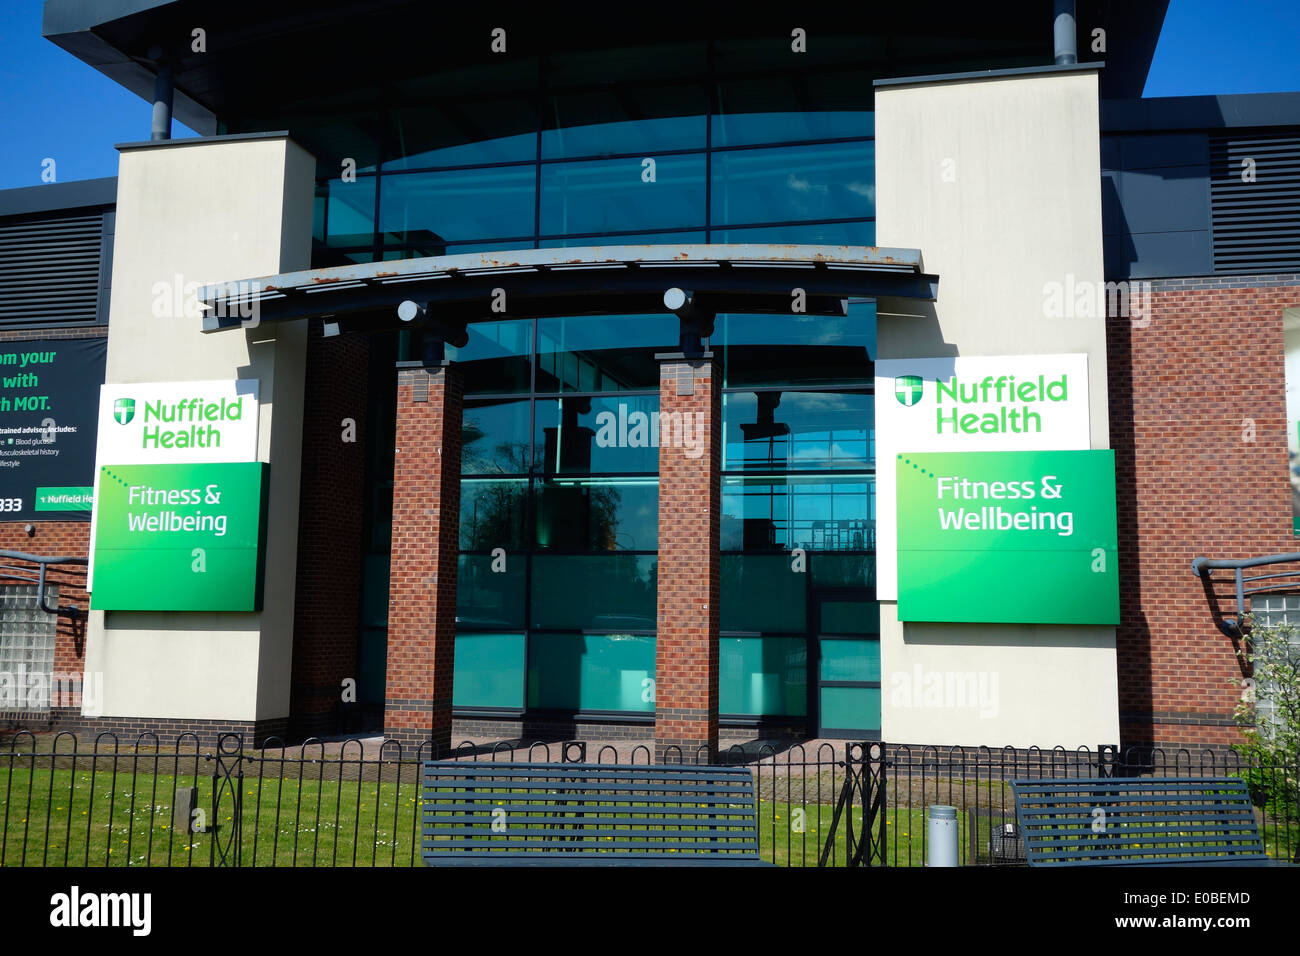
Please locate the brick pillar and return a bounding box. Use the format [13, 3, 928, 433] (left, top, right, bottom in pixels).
[654, 353, 720, 763]
[384, 362, 462, 752]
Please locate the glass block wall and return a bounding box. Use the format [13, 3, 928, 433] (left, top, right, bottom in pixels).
[0, 585, 57, 710]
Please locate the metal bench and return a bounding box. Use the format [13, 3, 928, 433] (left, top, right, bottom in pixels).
[422, 761, 771, 866]
[1010, 776, 1288, 866]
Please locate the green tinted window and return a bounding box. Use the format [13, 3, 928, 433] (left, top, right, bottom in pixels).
[542, 85, 706, 158]
[811, 554, 876, 588]
[380, 167, 535, 243]
[535, 477, 657, 551]
[820, 601, 880, 635]
[448, 320, 532, 396]
[457, 554, 526, 629]
[460, 478, 527, 550]
[540, 154, 705, 236]
[711, 106, 873, 147]
[820, 686, 880, 733]
[359, 627, 387, 704]
[712, 221, 875, 245]
[722, 475, 874, 552]
[723, 390, 873, 471]
[454, 633, 525, 708]
[527, 633, 655, 712]
[325, 178, 376, 247]
[720, 637, 807, 716]
[720, 554, 805, 633]
[462, 399, 531, 474]
[711, 141, 874, 226]
[386, 98, 537, 170]
[539, 231, 706, 248]
[360, 554, 389, 627]
[534, 395, 661, 475]
[531, 555, 657, 630]
[819, 638, 880, 682]
[718, 304, 876, 388]
[535, 314, 677, 392]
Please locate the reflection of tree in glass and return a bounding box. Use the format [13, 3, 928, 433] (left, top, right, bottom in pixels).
[590, 484, 622, 550]
[539, 483, 625, 550]
[461, 416, 528, 475]
[462, 481, 524, 550]
[461, 415, 529, 550]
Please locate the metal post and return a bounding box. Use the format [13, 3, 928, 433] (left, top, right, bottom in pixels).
[927, 805, 959, 866]
[151, 64, 174, 141]
[1053, 0, 1077, 66]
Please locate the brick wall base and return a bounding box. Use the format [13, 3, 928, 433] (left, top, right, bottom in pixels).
[0, 709, 290, 749]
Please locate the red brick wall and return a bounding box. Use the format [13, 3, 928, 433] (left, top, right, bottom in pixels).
[654, 356, 720, 761]
[1109, 276, 1300, 750]
[384, 364, 462, 748]
[0, 522, 90, 717]
[288, 321, 370, 738]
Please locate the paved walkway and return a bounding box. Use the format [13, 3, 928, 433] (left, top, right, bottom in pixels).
[252, 734, 872, 767]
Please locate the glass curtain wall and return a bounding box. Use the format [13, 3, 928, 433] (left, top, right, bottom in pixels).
[312, 41, 875, 263]
[718, 303, 879, 731]
[342, 41, 879, 729]
[452, 314, 674, 718]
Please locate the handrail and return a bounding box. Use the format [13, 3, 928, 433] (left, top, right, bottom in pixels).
[1191, 552, 1300, 636]
[0, 550, 88, 620]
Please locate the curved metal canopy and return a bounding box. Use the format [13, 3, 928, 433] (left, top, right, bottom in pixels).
[198, 244, 937, 338]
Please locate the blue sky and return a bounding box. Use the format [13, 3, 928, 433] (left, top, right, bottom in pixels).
[0, 0, 1297, 190]
[1144, 0, 1300, 96]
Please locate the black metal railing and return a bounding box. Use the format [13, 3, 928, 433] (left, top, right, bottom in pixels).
[1, 732, 1295, 867]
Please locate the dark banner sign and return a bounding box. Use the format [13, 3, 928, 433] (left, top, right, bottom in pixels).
[0, 336, 107, 522]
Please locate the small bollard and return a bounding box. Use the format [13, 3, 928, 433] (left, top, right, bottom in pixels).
[174, 786, 197, 834]
[927, 805, 958, 867]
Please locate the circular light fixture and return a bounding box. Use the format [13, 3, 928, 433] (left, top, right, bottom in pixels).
[397, 300, 420, 322]
[663, 287, 687, 311]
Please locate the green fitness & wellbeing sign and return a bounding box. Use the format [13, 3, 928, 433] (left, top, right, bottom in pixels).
[896, 449, 1119, 625]
[90, 461, 268, 611]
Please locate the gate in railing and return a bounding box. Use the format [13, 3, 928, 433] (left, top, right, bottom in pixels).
[820, 742, 886, 867]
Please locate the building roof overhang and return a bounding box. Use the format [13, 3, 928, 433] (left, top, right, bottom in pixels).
[197, 244, 938, 338]
[42, 1, 1167, 145]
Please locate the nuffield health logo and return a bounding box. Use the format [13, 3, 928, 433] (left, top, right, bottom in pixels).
[113, 398, 136, 425]
[895, 375, 923, 407]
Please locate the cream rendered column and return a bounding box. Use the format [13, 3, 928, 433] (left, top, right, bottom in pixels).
[873, 67, 1119, 749]
[83, 133, 315, 738]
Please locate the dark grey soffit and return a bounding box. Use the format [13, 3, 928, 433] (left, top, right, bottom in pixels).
[198, 244, 937, 334]
[0, 178, 117, 219]
[1102, 92, 1300, 133]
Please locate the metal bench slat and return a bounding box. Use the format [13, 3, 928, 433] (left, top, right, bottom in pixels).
[423, 804, 757, 817]
[422, 763, 755, 781]
[1021, 824, 1264, 841]
[425, 838, 759, 851]
[425, 818, 756, 832]
[423, 782, 755, 799]
[421, 761, 769, 866]
[1010, 776, 1283, 868]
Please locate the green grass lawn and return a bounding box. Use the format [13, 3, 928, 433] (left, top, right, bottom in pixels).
[1, 761, 917, 867]
[3, 763, 1294, 867]
[2, 764, 425, 867]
